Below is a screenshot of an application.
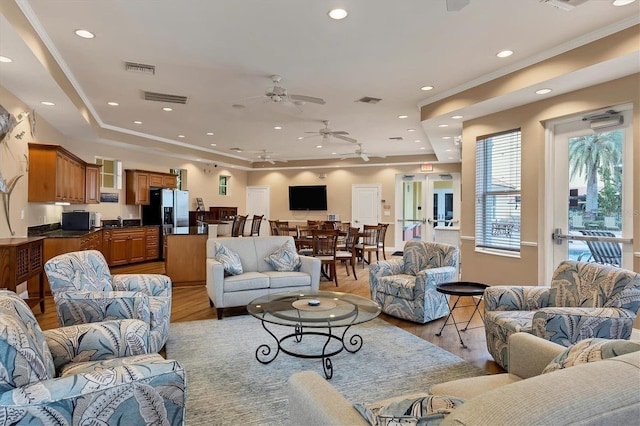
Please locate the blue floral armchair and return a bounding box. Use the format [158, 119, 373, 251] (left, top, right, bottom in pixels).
[44, 250, 172, 353]
[484, 260, 640, 369]
[0, 290, 185, 425]
[369, 241, 459, 323]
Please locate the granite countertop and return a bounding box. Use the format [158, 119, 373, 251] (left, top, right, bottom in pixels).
[28, 219, 159, 238]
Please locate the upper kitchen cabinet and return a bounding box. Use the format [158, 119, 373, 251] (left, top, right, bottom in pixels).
[85, 164, 102, 204]
[28, 143, 90, 204]
[125, 169, 178, 205]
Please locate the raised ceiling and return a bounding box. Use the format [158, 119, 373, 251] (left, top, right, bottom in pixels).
[0, 0, 638, 168]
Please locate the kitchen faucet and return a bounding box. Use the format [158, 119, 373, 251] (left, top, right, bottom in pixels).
[117, 216, 123, 227]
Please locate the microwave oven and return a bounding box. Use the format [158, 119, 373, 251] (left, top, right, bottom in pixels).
[61, 211, 96, 230]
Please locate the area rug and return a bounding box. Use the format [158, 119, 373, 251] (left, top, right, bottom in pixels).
[166, 316, 487, 425]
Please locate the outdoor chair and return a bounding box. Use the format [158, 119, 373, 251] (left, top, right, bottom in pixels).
[579, 230, 622, 267]
[369, 240, 459, 324]
[484, 260, 640, 370]
[0, 290, 185, 424]
[44, 250, 172, 353]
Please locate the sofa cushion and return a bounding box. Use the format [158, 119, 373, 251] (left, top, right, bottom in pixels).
[542, 338, 640, 374]
[429, 373, 521, 400]
[224, 272, 270, 292]
[212, 242, 244, 275]
[263, 271, 311, 289]
[264, 241, 301, 272]
[354, 394, 465, 426]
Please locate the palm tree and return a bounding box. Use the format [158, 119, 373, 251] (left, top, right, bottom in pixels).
[568, 131, 622, 217]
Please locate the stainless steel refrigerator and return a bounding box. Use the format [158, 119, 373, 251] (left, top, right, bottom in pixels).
[142, 189, 189, 227]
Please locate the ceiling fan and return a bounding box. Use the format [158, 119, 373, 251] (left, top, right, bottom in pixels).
[233, 75, 326, 110]
[340, 143, 386, 162]
[301, 120, 357, 144]
[231, 148, 287, 165]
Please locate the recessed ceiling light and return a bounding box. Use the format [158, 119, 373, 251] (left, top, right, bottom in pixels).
[0, 56, 13, 63]
[613, 0, 636, 6]
[206, 132, 214, 136]
[420, 85, 434, 91]
[438, 124, 449, 128]
[331, 152, 337, 155]
[316, 145, 323, 148]
[210, 143, 217, 147]
[414, 139, 421, 143]
[328, 8, 348, 20]
[297, 136, 304, 140]
[398, 115, 408, 119]
[178, 134, 185, 138]
[107, 101, 119, 106]
[162, 107, 173, 111]
[274, 126, 282, 130]
[496, 50, 513, 58]
[451, 115, 463, 120]
[407, 128, 416, 132]
[536, 88, 552, 95]
[40, 101, 55, 106]
[420, 147, 426, 150]
[133, 120, 142, 124]
[74, 29, 95, 39]
[446, 149, 452, 152]
[448, 157, 456, 160]
[442, 136, 451, 140]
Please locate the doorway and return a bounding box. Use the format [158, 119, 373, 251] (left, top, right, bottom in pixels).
[546, 106, 633, 281]
[246, 186, 270, 236]
[394, 173, 460, 250]
[351, 184, 381, 228]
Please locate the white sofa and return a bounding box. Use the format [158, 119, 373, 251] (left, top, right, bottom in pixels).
[206, 236, 321, 319]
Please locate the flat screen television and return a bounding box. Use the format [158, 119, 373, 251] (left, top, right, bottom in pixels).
[288, 185, 328, 211]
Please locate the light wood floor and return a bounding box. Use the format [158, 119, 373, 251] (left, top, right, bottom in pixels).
[35, 258, 505, 375]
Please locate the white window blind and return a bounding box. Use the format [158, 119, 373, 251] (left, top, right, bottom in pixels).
[475, 129, 521, 252]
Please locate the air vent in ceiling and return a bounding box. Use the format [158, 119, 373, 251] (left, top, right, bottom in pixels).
[389, 137, 404, 141]
[124, 62, 155, 74]
[539, 0, 589, 11]
[143, 91, 188, 104]
[356, 96, 382, 104]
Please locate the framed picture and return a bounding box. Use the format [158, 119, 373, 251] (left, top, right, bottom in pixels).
[100, 192, 119, 203]
[196, 197, 205, 211]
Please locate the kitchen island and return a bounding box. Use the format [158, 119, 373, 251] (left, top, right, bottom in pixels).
[164, 225, 209, 286]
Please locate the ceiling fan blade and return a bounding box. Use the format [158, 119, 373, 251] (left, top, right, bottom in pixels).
[267, 159, 275, 165]
[446, 0, 470, 12]
[289, 94, 326, 105]
[360, 153, 369, 162]
[328, 131, 349, 135]
[304, 131, 320, 134]
[333, 134, 357, 143]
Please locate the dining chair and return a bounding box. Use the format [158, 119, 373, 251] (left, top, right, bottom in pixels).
[377, 223, 389, 260]
[295, 225, 316, 255]
[355, 224, 381, 268]
[276, 221, 291, 236]
[335, 226, 359, 280]
[231, 215, 248, 237]
[249, 214, 264, 236]
[312, 229, 339, 286]
[269, 220, 279, 235]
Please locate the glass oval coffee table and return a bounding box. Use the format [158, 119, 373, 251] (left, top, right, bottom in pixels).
[247, 291, 381, 379]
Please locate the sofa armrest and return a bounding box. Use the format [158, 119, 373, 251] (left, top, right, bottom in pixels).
[288, 371, 368, 426]
[53, 291, 151, 326]
[531, 307, 636, 346]
[112, 274, 172, 297]
[206, 258, 226, 307]
[299, 255, 322, 291]
[507, 332, 565, 379]
[44, 319, 150, 373]
[369, 259, 404, 278]
[483, 286, 550, 312]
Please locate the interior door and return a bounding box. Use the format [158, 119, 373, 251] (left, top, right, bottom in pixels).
[351, 184, 380, 228]
[547, 106, 633, 279]
[246, 186, 270, 236]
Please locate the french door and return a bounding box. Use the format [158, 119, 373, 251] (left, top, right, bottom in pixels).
[547, 106, 633, 279]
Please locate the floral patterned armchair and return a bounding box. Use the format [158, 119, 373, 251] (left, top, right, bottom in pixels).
[0, 290, 185, 425]
[484, 260, 640, 370]
[44, 250, 172, 353]
[369, 241, 459, 324]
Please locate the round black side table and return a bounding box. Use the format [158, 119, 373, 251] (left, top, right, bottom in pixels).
[435, 281, 489, 348]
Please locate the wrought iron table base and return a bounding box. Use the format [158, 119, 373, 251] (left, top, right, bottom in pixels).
[255, 320, 363, 379]
[435, 295, 484, 348]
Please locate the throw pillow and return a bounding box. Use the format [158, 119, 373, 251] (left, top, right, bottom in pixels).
[213, 242, 243, 276]
[542, 338, 640, 374]
[264, 241, 301, 272]
[354, 394, 465, 426]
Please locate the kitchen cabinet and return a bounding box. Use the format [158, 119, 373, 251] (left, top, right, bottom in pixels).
[209, 207, 238, 220]
[125, 169, 178, 205]
[102, 227, 155, 266]
[0, 237, 45, 312]
[29, 143, 87, 204]
[85, 164, 101, 204]
[145, 227, 160, 260]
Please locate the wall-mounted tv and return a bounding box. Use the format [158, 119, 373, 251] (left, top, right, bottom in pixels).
[288, 185, 328, 211]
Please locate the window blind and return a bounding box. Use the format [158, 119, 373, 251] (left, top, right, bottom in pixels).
[475, 129, 521, 252]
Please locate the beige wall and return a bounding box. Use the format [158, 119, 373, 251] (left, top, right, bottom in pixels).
[247, 163, 461, 251]
[459, 73, 640, 287]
